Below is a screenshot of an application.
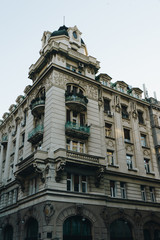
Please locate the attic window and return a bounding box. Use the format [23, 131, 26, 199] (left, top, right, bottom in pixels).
[73, 31, 77, 39]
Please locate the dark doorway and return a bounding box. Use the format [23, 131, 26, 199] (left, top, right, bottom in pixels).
[63, 215, 92, 240]
[110, 219, 133, 240]
[3, 225, 13, 240]
[25, 217, 38, 240]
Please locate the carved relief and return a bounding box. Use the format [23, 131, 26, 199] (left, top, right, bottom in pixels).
[126, 144, 133, 152]
[53, 70, 98, 100]
[107, 140, 114, 148]
[43, 203, 55, 225]
[143, 149, 150, 156]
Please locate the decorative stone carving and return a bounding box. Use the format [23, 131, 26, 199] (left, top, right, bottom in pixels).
[24, 85, 32, 95]
[95, 166, 105, 187]
[134, 210, 142, 227]
[143, 149, 150, 156]
[132, 110, 137, 119]
[107, 140, 114, 148]
[16, 95, 25, 104]
[126, 144, 133, 152]
[43, 202, 55, 225]
[55, 160, 66, 182]
[9, 104, 17, 113]
[75, 204, 84, 216]
[53, 70, 98, 100]
[100, 207, 110, 227]
[2, 112, 9, 120]
[115, 104, 121, 113]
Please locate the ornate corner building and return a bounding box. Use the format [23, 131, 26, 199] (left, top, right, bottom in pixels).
[0, 25, 160, 240]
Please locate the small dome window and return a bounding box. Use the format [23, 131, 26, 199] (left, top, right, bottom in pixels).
[73, 31, 77, 39]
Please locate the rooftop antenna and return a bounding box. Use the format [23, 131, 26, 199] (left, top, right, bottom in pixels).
[143, 84, 149, 98]
[154, 91, 157, 100]
[63, 16, 65, 26]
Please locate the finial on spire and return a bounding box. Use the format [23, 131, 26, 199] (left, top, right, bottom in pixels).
[63, 16, 65, 26]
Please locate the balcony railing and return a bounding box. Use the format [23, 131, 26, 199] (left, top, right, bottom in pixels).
[28, 124, 44, 144]
[30, 97, 45, 116]
[65, 122, 90, 139]
[65, 92, 88, 112]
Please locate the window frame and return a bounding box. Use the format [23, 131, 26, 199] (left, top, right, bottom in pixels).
[107, 150, 114, 166]
[144, 158, 150, 173]
[126, 154, 133, 170]
[110, 180, 117, 197]
[67, 174, 87, 193]
[120, 182, 127, 199]
[141, 185, 146, 201]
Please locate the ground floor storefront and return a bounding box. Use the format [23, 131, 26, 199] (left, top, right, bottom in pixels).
[1, 201, 160, 240]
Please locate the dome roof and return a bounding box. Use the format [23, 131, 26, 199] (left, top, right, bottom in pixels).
[51, 25, 69, 37]
[50, 25, 85, 44]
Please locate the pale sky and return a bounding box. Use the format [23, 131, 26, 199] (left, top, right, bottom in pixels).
[0, 0, 160, 119]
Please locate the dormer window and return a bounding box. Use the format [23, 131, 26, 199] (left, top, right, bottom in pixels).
[73, 31, 77, 39]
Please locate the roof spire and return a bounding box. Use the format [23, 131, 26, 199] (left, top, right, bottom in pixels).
[63, 16, 65, 26]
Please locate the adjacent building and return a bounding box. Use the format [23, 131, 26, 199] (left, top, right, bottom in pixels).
[0, 25, 160, 240]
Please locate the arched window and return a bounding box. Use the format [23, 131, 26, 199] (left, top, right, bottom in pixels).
[3, 225, 13, 240]
[25, 217, 38, 240]
[110, 219, 133, 240]
[63, 216, 92, 240]
[144, 221, 160, 240]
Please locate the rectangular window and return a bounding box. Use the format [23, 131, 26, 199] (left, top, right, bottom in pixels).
[74, 174, 79, 192]
[126, 155, 133, 170]
[81, 175, 87, 193]
[29, 178, 38, 195]
[67, 174, 87, 193]
[66, 109, 71, 122]
[141, 134, 147, 147]
[105, 123, 112, 138]
[104, 99, 110, 112]
[120, 182, 127, 199]
[72, 141, 78, 152]
[122, 105, 129, 119]
[110, 180, 116, 197]
[141, 185, 146, 201]
[150, 187, 156, 202]
[66, 139, 85, 153]
[107, 150, 114, 166]
[138, 111, 144, 124]
[144, 159, 150, 173]
[124, 129, 130, 143]
[67, 173, 72, 191]
[66, 64, 71, 70]
[80, 113, 85, 126]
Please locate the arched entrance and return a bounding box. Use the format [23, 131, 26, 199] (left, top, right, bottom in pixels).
[3, 225, 13, 240]
[143, 221, 160, 240]
[63, 215, 92, 240]
[110, 219, 133, 240]
[25, 217, 38, 240]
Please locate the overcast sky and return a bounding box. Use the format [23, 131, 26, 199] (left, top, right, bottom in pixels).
[0, 0, 160, 119]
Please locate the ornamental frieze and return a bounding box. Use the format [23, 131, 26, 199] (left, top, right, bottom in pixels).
[53, 70, 98, 100]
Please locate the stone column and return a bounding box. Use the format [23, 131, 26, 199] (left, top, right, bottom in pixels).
[3, 131, 12, 182]
[0, 145, 4, 183]
[13, 123, 21, 173]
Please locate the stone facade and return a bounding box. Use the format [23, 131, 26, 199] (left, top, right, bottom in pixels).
[0, 25, 160, 240]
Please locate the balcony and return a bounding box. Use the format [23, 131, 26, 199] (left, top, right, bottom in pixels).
[1, 135, 8, 146]
[30, 97, 45, 116]
[54, 148, 106, 184]
[15, 150, 48, 189]
[65, 122, 90, 139]
[65, 92, 88, 112]
[28, 124, 44, 144]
